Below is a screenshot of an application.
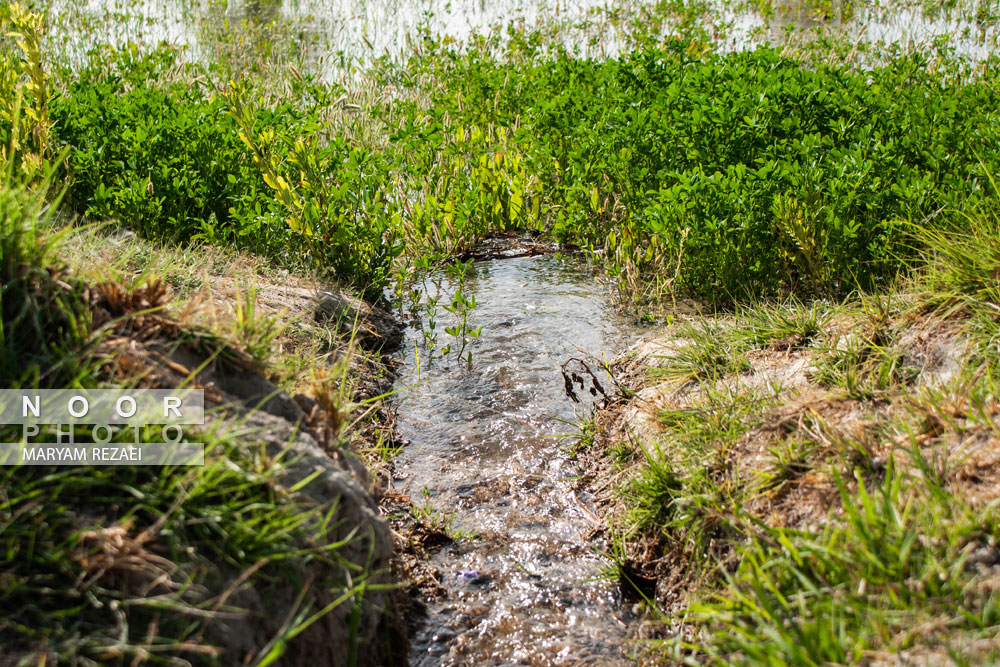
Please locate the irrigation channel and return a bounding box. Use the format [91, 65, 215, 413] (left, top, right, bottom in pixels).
[391, 251, 647, 665]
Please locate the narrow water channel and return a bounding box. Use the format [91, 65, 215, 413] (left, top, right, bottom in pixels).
[391, 253, 645, 665]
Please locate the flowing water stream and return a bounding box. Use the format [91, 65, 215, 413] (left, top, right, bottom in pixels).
[390, 253, 646, 665]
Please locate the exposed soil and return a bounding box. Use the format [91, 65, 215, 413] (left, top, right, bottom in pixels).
[49, 249, 412, 665]
[453, 231, 567, 262]
[574, 306, 1000, 629]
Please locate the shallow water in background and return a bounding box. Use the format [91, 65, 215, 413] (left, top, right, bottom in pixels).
[719, 0, 998, 61]
[44, 0, 623, 69]
[45, 0, 999, 74]
[390, 254, 645, 665]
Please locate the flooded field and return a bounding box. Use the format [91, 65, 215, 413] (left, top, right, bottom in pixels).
[390, 254, 644, 665]
[44, 0, 1000, 73]
[45, 0, 625, 68]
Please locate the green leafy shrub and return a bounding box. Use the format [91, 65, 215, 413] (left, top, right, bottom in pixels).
[45, 40, 1000, 306]
[391, 43, 1000, 305]
[50, 46, 401, 298]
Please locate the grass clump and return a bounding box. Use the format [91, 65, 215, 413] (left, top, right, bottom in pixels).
[651, 321, 752, 385]
[737, 298, 831, 351]
[688, 458, 1000, 665]
[0, 435, 385, 664]
[0, 169, 394, 663]
[608, 384, 776, 593]
[814, 335, 920, 399]
[915, 192, 1000, 383]
[0, 124, 93, 387]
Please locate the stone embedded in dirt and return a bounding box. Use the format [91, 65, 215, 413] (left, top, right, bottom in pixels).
[313, 289, 404, 352]
[966, 544, 1000, 570]
[455, 570, 491, 586]
[256, 284, 404, 352]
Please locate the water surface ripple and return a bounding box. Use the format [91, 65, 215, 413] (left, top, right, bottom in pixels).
[392, 254, 644, 665]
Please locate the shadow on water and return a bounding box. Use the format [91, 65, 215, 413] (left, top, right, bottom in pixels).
[391, 254, 646, 665]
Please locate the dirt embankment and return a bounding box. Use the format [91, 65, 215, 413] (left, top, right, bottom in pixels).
[576, 305, 1000, 628]
[71, 259, 410, 665]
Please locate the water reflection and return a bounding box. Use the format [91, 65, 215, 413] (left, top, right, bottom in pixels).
[45, 0, 999, 76]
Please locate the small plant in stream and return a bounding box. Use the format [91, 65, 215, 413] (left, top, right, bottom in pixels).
[411, 488, 475, 540]
[422, 293, 439, 354]
[441, 259, 481, 364]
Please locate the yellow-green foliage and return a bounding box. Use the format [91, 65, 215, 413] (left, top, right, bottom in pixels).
[0, 3, 52, 183]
